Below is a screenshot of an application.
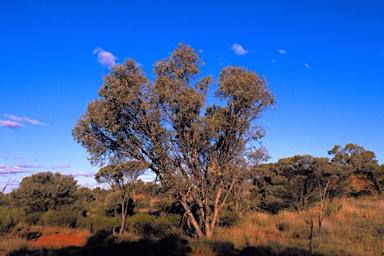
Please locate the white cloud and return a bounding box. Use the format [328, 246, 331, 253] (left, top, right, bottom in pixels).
[93, 47, 118, 68]
[278, 49, 287, 54]
[0, 164, 29, 175]
[62, 172, 95, 178]
[50, 165, 71, 169]
[230, 44, 247, 56]
[0, 119, 24, 128]
[2, 114, 45, 127]
[23, 117, 45, 125]
[4, 114, 23, 122]
[304, 63, 311, 69]
[17, 164, 43, 168]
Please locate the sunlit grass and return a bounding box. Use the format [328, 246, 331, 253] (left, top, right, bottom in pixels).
[213, 196, 384, 255]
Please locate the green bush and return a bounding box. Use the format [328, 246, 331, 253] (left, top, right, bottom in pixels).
[219, 211, 239, 227]
[0, 207, 24, 234]
[126, 213, 174, 238]
[325, 203, 343, 217]
[164, 213, 181, 228]
[136, 198, 151, 210]
[41, 207, 78, 228]
[23, 212, 43, 225]
[91, 214, 116, 233]
[153, 199, 172, 210]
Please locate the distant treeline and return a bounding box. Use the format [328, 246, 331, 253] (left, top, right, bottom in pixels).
[1, 143, 383, 238]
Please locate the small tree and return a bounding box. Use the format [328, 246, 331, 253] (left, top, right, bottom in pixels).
[73, 43, 275, 239]
[328, 143, 382, 196]
[13, 171, 77, 213]
[95, 161, 145, 234]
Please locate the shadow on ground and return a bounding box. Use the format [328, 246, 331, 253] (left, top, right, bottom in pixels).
[9, 231, 324, 256]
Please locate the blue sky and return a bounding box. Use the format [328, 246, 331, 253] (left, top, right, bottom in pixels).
[1, 0, 383, 192]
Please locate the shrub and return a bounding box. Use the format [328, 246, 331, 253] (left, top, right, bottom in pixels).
[136, 198, 151, 210]
[126, 213, 174, 238]
[326, 203, 343, 217]
[41, 207, 78, 228]
[219, 211, 239, 227]
[164, 213, 181, 228]
[23, 212, 43, 225]
[91, 214, 116, 234]
[0, 207, 24, 234]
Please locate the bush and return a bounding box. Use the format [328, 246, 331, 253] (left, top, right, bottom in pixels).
[219, 211, 239, 227]
[91, 214, 116, 234]
[41, 207, 78, 228]
[126, 213, 174, 238]
[326, 203, 343, 217]
[23, 212, 43, 225]
[0, 207, 24, 234]
[136, 198, 151, 210]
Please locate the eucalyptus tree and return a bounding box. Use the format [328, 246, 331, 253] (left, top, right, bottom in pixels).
[329, 143, 383, 196]
[73, 43, 275, 239]
[256, 155, 333, 212]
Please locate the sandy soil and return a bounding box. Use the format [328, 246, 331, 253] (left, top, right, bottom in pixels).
[28, 231, 87, 249]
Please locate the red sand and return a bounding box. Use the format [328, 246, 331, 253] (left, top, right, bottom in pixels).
[28, 231, 87, 249]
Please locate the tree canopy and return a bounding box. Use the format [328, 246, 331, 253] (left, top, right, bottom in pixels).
[73, 43, 275, 239]
[12, 171, 78, 213]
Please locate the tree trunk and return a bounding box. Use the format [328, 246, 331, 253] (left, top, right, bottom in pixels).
[179, 200, 204, 239]
[119, 199, 126, 235]
[318, 179, 330, 249]
[309, 211, 314, 255]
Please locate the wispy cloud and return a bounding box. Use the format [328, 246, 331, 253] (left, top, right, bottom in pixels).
[278, 49, 287, 54]
[93, 47, 118, 68]
[50, 165, 71, 170]
[271, 60, 276, 63]
[0, 164, 29, 176]
[17, 164, 43, 168]
[1, 114, 45, 128]
[0, 119, 24, 128]
[230, 44, 247, 56]
[62, 172, 95, 178]
[4, 114, 23, 122]
[304, 63, 311, 69]
[23, 117, 45, 125]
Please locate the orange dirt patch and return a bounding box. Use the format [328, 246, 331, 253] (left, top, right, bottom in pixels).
[28, 231, 88, 249]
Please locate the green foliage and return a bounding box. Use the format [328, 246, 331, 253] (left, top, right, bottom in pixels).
[153, 199, 173, 211]
[72, 42, 275, 239]
[12, 171, 78, 213]
[325, 203, 343, 217]
[91, 214, 116, 233]
[40, 207, 78, 228]
[0, 207, 24, 234]
[135, 198, 151, 210]
[219, 211, 239, 227]
[126, 213, 175, 238]
[329, 143, 383, 196]
[23, 212, 43, 225]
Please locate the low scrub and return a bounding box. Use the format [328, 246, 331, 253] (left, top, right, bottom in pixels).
[0, 207, 24, 234]
[40, 207, 78, 228]
[126, 213, 177, 238]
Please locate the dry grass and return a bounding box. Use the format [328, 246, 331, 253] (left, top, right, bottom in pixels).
[0, 236, 29, 255]
[213, 196, 384, 255]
